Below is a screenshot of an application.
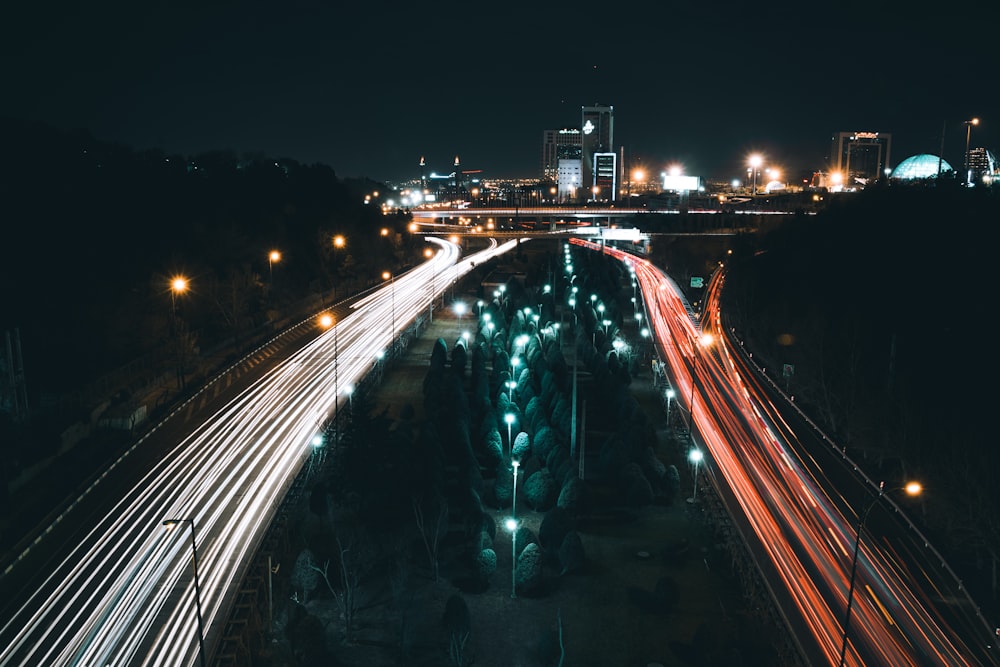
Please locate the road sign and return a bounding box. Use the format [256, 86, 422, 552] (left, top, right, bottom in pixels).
[690, 277, 704, 288]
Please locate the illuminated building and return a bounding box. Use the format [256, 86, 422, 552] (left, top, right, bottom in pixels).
[592, 153, 618, 202]
[557, 159, 582, 202]
[581, 104, 614, 201]
[542, 128, 582, 180]
[890, 154, 952, 180]
[831, 131, 892, 187]
[967, 147, 996, 185]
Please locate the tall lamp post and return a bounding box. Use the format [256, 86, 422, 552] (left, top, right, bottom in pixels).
[163, 518, 207, 667]
[748, 154, 763, 195]
[382, 271, 395, 351]
[504, 413, 516, 458]
[268, 250, 281, 285]
[169, 276, 189, 390]
[687, 448, 703, 503]
[838, 480, 923, 666]
[964, 118, 980, 185]
[686, 332, 714, 438]
[505, 517, 518, 598]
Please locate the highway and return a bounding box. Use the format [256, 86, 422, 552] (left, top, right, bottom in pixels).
[0, 236, 520, 666]
[572, 238, 999, 666]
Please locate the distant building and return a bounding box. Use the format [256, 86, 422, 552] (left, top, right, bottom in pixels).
[582, 104, 614, 201]
[557, 159, 582, 202]
[967, 147, 997, 185]
[831, 131, 892, 187]
[542, 128, 582, 180]
[891, 154, 952, 180]
[593, 152, 618, 201]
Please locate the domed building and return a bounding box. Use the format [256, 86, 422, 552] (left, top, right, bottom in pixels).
[891, 154, 953, 180]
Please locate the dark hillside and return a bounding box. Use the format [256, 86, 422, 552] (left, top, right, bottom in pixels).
[722, 185, 1000, 616]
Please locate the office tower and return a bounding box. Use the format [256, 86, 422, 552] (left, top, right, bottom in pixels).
[831, 131, 892, 187]
[542, 128, 582, 180]
[582, 104, 614, 200]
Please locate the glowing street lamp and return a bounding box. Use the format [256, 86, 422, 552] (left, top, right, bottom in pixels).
[748, 154, 763, 195]
[505, 517, 518, 598]
[382, 271, 395, 346]
[504, 412, 516, 458]
[964, 118, 980, 185]
[332, 234, 346, 249]
[268, 250, 281, 284]
[839, 481, 923, 666]
[162, 519, 207, 667]
[170, 276, 189, 315]
[687, 332, 714, 438]
[665, 388, 676, 424]
[687, 448, 704, 503]
[454, 301, 467, 329]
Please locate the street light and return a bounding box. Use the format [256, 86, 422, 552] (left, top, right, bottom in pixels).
[170, 276, 189, 315]
[454, 301, 467, 330]
[268, 250, 281, 284]
[163, 518, 207, 667]
[505, 517, 518, 598]
[382, 271, 395, 349]
[748, 154, 763, 195]
[964, 118, 980, 185]
[504, 412, 515, 458]
[838, 480, 923, 666]
[687, 448, 704, 503]
[687, 332, 714, 438]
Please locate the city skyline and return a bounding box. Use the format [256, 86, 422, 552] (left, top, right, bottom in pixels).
[4, 1, 994, 185]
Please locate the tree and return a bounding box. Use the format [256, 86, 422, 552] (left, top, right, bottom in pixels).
[290, 548, 320, 604]
[443, 593, 472, 666]
[412, 491, 449, 581]
[525, 469, 556, 511]
[515, 542, 544, 595]
[558, 531, 585, 575]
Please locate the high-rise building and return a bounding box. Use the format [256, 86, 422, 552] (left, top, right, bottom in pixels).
[593, 153, 618, 201]
[831, 131, 892, 187]
[542, 128, 582, 181]
[966, 147, 995, 185]
[582, 104, 614, 200]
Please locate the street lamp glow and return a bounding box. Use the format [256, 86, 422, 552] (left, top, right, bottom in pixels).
[162, 519, 207, 667]
[688, 449, 704, 502]
[171, 276, 188, 295]
[319, 313, 334, 329]
[504, 412, 516, 458]
[333, 234, 346, 248]
[839, 480, 924, 665]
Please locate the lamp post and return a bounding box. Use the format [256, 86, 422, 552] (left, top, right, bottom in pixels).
[454, 301, 467, 331]
[170, 276, 188, 316]
[504, 413, 515, 458]
[748, 154, 763, 195]
[424, 247, 436, 321]
[506, 517, 518, 598]
[686, 332, 714, 438]
[687, 448, 703, 503]
[964, 118, 980, 185]
[838, 480, 923, 666]
[268, 250, 281, 285]
[163, 518, 207, 667]
[665, 388, 675, 425]
[382, 271, 395, 350]
[169, 276, 189, 390]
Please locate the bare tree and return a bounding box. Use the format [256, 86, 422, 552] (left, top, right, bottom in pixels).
[413, 492, 449, 581]
[206, 264, 258, 345]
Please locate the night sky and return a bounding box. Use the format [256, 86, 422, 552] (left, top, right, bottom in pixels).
[4, 0, 995, 184]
